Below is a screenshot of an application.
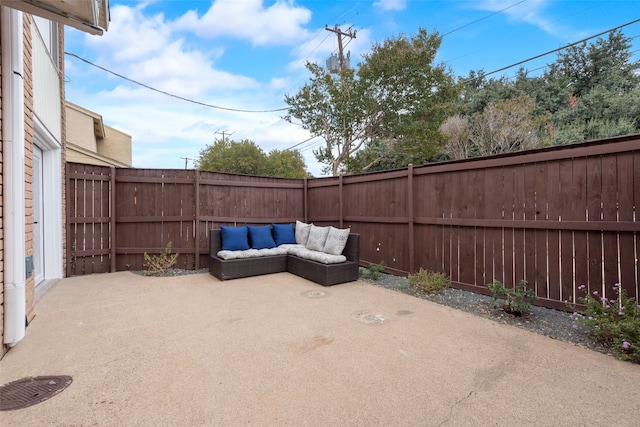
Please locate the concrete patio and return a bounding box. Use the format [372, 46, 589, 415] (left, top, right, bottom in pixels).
[1, 271, 638, 426]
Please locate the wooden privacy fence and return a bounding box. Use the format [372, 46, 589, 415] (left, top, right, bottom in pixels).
[66, 167, 304, 275]
[66, 134, 639, 309]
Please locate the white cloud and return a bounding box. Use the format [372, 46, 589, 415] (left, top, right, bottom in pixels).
[173, 0, 312, 46]
[86, 4, 171, 62]
[78, 4, 264, 100]
[373, 0, 408, 12]
[131, 40, 259, 95]
[472, 0, 560, 36]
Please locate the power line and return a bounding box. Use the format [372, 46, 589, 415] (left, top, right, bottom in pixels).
[465, 18, 640, 81]
[441, 0, 526, 38]
[64, 51, 289, 113]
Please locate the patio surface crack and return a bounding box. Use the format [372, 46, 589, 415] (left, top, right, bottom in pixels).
[438, 390, 475, 426]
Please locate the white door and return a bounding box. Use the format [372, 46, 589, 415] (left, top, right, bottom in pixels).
[33, 146, 45, 285]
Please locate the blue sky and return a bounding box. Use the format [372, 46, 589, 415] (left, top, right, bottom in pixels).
[64, 0, 640, 176]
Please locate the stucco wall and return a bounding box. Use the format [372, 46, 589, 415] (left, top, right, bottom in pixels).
[65, 105, 98, 152]
[99, 126, 132, 166]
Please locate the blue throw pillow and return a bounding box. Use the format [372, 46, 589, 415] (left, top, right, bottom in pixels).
[248, 225, 276, 249]
[271, 223, 296, 246]
[220, 226, 249, 251]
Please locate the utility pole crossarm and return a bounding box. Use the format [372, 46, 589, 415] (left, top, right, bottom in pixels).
[214, 130, 236, 143]
[325, 25, 356, 71]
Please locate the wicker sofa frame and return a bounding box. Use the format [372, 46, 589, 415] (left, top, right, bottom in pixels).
[209, 229, 360, 286]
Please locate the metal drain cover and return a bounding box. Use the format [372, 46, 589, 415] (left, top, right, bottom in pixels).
[352, 311, 386, 325]
[0, 376, 73, 411]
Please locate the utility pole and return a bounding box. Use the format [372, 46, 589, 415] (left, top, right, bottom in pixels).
[214, 130, 235, 143]
[180, 157, 194, 169]
[325, 25, 356, 72]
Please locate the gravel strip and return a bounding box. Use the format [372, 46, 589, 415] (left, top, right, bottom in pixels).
[361, 272, 610, 356]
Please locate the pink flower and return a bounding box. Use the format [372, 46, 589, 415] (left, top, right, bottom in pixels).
[622, 341, 630, 350]
[578, 284, 586, 290]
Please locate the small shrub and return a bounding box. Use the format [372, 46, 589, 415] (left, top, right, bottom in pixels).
[572, 283, 639, 364]
[408, 268, 450, 294]
[488, 279, 537, 316]
[367, 260, 386, 281]
[143, 241, 179, 276]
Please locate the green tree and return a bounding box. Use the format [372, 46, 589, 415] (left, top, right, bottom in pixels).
[284, 63, 363, 176]
[547, 30, 638, 97]
[196, 139, 268, 175]
[441, 95, 549, 159]
[264, 149, 308, 178]
[450, 30, 640, 149]
[196, 139, 308, 178]
[285, 28, 458, 175]
[544, 30, 640, 143]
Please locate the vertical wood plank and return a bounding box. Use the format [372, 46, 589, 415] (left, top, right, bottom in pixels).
[534, 162, 549, 299]
[572, 158, 588, 302]
[546, 161, 561, 302]
[586, 156, 602, 296]
[601, 155, 619, 299]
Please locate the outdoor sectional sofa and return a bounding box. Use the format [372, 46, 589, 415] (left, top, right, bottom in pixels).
[209, 223, 360, 286]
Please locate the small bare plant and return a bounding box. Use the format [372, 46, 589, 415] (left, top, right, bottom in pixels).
[143, 241, 179, 276]
[408, 268, 450, 294]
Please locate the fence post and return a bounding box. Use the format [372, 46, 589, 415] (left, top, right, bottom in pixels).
[304, 177, 308, 223]
[65, 162, 72, 277]
[408, 164, 414, 274]
[110, 167, 117, 272]
[339, 174, 344, 228]
[194, 170, 200, 270]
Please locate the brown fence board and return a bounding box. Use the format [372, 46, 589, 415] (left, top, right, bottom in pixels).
[585, 156, 602, 299]
[502, 167, 515, 288]
[533, 162, 548, 299]
[602, 155, 620, 300]
[572, 159, 589, 303]
[558, 159, 574, 303]
[617, 153, 636, 298]
[546, 161, 561, 302]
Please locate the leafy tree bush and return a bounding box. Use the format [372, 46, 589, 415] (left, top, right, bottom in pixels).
[196, 138, 307, 178]
[285, 28, 458, 175]
[366, 261, 386, 281]
[448, 30, 640, 154]
[488, 279, 537, 316]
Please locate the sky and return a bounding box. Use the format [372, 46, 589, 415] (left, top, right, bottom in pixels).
[63, 0, 640, 176]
